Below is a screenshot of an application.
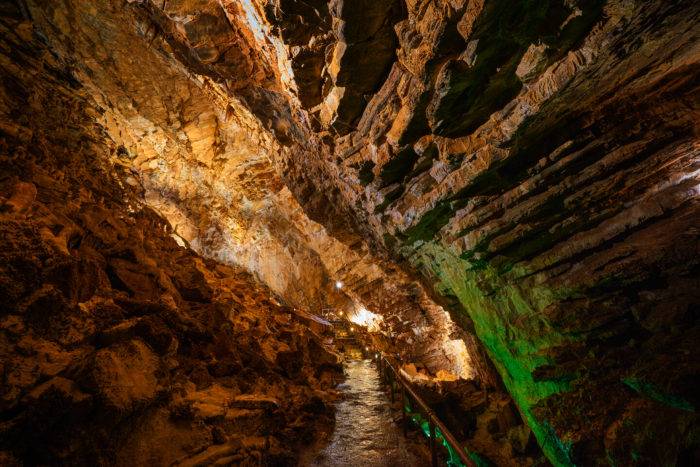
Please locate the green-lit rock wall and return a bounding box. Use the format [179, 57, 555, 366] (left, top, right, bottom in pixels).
[408, 243, 575, 464]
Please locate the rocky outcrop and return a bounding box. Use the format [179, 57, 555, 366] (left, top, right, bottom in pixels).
[318, 0, 405, 134]
[0, 10, 341, 464]
[10, 0, 484, 386]
[267, 0, 405, 134]
[266, 0, 333, 109]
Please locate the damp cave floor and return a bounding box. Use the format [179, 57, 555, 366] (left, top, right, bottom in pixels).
[301, 359, 426, 467]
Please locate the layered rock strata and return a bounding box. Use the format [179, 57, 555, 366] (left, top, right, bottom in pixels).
[2, 0, 699, 465]
[14, 0, 485, 384]
[1, 1, 505, 462]
[268, 0, 700, 464]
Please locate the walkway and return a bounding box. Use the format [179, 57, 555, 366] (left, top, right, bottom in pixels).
[303, 359, 424, 466]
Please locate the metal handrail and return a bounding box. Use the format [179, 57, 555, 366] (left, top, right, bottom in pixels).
[377, 355, 475, 467]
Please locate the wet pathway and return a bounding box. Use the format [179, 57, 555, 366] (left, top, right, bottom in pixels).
[303, 359, 424, 466]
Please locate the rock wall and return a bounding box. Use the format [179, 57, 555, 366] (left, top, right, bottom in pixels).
[1, 0, 535, 461]
[267, 0, 700, 464]
[0, 6, 341, 464]
[18, 0, 337, 313]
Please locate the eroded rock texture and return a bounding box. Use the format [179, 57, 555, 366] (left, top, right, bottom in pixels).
[0, 9, 341, 464]
[2, 0, 699, 465]
[11, 0, 482, 387]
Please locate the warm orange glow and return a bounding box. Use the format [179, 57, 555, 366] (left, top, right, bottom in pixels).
[349, 306, 383, 332]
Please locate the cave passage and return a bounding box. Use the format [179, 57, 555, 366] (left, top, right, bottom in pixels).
[0, 0, 698, 466]
[302, 358, 426, 466]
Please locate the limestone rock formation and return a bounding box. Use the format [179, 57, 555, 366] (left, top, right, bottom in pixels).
[267, 0, 700, 464]
[1, 0, 699, 465]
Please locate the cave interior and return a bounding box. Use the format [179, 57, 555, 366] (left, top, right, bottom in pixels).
[0, 0, 698, 465]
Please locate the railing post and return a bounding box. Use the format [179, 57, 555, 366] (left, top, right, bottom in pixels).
[429, 416, 437, 467]
[377, 356, 474, 467]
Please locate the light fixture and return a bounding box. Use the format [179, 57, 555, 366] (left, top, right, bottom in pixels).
[350, 327, 354, 332]
[335, 281, 343, 289]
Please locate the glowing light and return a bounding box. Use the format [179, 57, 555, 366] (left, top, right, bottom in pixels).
[365, 347, 369, 351]
[350, 327, 355, 332]
[335, 281, 343, 289]
[349, 306, 384, 332]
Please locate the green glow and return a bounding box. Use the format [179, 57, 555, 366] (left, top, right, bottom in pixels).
[622, 378, 695, 412]
[402, 241, 576, 466]
[405, 408, 474, 466]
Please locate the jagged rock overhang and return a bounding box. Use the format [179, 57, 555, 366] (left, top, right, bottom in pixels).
[6, 0, 699, 464]
[263, 0, 700, 465]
